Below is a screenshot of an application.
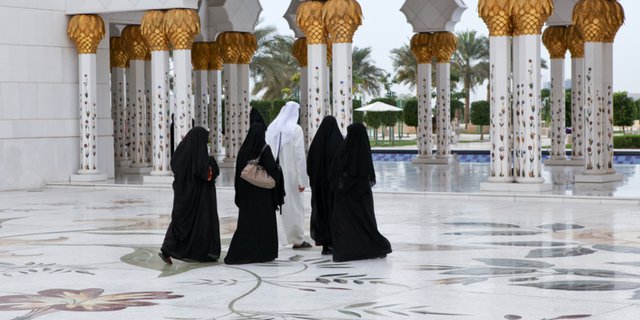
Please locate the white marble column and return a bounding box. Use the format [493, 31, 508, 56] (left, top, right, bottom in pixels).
[513, 35, 543, 183]
[208, 68, 223, 157]
[512, 35, 521, 180]
[111, 66, 128, 166]
[238, 63, 251, 146]
[488, 36, 513, 182]
[194, 69, 208, 128]
[128, 59, 148, 168]
[67, 14, 107, 181]
[223, 63, 239, 163]
[172, 50, 194, 148]
[144, 59, 152, 164]
[414, 63, 433, 161]
[435, 63, 451, 159]
[307, 44, 329, 138]
[582, 42, 606, 175]
[77, 55, 101, 174]
[332, 43, 353, 136]
[299, 67, 309, 148]
[603, 42, 615, 173]
[549, 58, 567, 161]
[571, 56, 585, 162]
[148, 51, 171, 176]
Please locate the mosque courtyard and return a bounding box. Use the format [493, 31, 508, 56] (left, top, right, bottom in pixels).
[1, 162, 640, 320]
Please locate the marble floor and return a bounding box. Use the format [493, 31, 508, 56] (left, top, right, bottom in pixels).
[1, 187, 640, 319]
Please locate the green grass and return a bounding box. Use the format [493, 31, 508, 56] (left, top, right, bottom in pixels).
[370, 139, 417, 147]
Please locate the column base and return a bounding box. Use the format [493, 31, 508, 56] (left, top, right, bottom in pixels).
[115, 159, 131, 167]
[70, 173, 108, 182]
[480, 182, 553, 192]
[574, 173, 624, 183]
[413, 157, 451, 165]
[435, 154, 452, 160]
[544, 158, 585, 166]
[150, 170, 173, 176]
[219, 158, 236, 168]
[412, 154, 434, 164]
[143, 175, 174, 185]
[487, 176, 515, 183]
[119, 166, 153, 174]
[131, 162, 151, 168]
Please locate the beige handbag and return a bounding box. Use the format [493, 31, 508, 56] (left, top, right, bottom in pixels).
[240, 145, 276, 189]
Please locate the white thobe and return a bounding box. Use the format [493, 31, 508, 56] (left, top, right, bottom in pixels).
[274, 125, 309, 245]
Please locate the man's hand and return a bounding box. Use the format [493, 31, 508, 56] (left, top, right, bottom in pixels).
[298, 185, 305, 192]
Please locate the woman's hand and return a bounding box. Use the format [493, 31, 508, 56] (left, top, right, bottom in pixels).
[207, 167, 213, 181]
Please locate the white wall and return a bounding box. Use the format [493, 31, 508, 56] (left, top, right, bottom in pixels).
[0, 1, 114, 190]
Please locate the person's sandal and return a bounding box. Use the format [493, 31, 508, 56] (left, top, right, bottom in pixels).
[292, 241, 312, 249]
[159, 251, 173, 264]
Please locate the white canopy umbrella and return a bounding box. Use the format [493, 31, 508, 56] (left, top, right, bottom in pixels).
[355, 101, 402, 112]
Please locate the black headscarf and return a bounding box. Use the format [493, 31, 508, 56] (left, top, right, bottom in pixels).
[307, 116, 344, 188]
[250, 108, 266, 127]
[329, 123, 376, 190]
[171, 126, 210, 182]
[235, 123, 285, 210]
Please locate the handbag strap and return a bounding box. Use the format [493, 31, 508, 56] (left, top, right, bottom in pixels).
[253, 144, 268, 162]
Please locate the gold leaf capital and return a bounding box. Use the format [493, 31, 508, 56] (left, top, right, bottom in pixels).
[542, 26, 568, 59]
[293, 37, 308, 67]
[566, 25, 584, 58]
[141, 10, 169, 51]
[216, 32, 244, 64]
[432, 32, 457, 63]
[511, 0, 553, 36]
[208, 42, 223, 70]
[238, 33, 257, 65]
[192, 42, 210, 70]
[478, 0, 514, 36]
[297, 1, 327, 44]
[110, 37, 129, 68]
[164, 9, 200, 50]
[67, 14, 105, 54]
[322, 0, 362, 43]
[121, 25, 149, 60]
[410, 33, 432, 64]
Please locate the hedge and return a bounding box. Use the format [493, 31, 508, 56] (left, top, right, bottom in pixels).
[614, 135, 640, 149]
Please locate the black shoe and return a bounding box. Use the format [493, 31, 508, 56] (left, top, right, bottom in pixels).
[293, 241, 312, 249]
[159, 252, 172, 265]
[321, 245, 333, 255]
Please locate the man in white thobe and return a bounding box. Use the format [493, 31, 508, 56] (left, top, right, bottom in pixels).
[266, 101, 311, 248]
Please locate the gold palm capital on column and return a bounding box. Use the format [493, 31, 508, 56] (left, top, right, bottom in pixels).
[510, 0, 553, 36]
[432, 32, 457, 64]
[207, 42, 224, 71]
[216, 32, 244, 64]
[322, 0, 362, 43]
[141, 10, 170, 51]
[542, 26, 568, 59]
[121, 25, 149, 60]
[573, 0, 624, 43]
[478, 0, 514, 37]
[410, 33, 433, 64]
[566, 25, 585, 58]
[293, 38, 308, 68]
[164, 9, 200, 50]
[238, 33, 257, 65]
[192, 42, 210, 70]
[67, 14, 105, 54]
[110, 37, 129, 68]
[297, 1, 327, 44]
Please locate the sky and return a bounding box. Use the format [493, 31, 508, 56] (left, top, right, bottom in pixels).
[260, 0, 640, 101]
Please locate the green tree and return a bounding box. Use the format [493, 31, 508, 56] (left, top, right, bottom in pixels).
[250, 24, 298, 100]
[541, 88, 551, 124]
[470, 100, 490, 140]
[364, 112, 382, 142]
[614, 91, 637, 133]
[353, 99, 364, 123]
[390, 43, 417, 89]
[451, 90, 465, 121]
[352, 47, 386, 99]
[452, 30, 489, 124]
[403, 97, 418, 128]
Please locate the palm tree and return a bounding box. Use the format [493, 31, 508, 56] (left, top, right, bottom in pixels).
[452, 30, 489, 124]
[390, 43, 417, 89]
[352, 47, 385, 99]
[250, 24, 298, 100]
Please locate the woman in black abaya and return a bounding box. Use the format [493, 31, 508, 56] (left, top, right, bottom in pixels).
[307, 116, 344, 254]
[160, 126, 220, 264]
[224, 123, 284, 265]
[329, 123, 392, 262]
[250, 108, 266, 127]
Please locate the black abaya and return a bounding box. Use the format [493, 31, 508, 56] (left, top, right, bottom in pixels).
[329, 123, 392, 262]
[224, 123, 284, 265]
[250, 108, 266, 127]
[307, 116, 344, 247]
[161, 127, 221, 262]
